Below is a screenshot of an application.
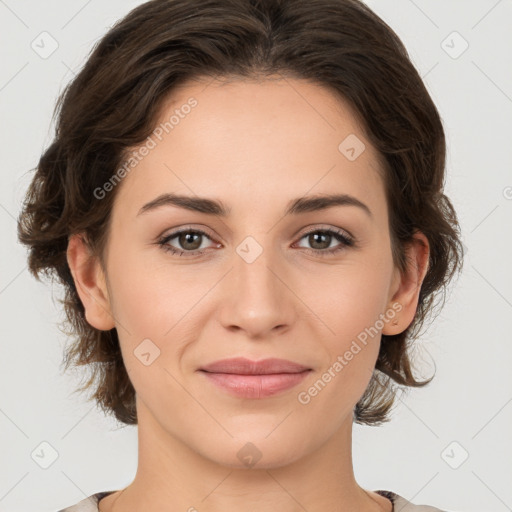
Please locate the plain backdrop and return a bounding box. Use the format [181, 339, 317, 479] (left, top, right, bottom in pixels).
[1, 1, 511, 511]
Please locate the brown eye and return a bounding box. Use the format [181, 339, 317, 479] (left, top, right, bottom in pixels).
[177, 232, 203, 251]
[158, 228, 217, 257]
[295, 228, 354, 257]
[306, 231, 333, 250]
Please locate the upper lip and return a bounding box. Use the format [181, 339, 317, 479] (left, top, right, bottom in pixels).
[199, 357, 311, 375]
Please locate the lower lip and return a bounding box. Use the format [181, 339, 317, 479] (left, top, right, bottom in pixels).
[199, 370, 312, 398]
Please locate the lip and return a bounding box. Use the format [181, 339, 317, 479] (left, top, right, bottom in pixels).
[199, 357, 311, 375]
[198, 357, 312, 399]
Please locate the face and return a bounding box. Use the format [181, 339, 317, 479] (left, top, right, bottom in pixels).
[73, 77, 412, 469]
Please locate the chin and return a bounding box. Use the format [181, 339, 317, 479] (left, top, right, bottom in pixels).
[195, 433, 312, 470]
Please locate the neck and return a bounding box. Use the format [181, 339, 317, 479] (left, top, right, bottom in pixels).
[101, 397, 390, 512]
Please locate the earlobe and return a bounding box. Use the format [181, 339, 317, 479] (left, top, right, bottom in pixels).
[66, 233, 115, 331]
[382, 231, 430, 335]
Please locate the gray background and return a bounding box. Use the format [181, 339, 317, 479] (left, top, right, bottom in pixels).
[1, 1, 511, 511]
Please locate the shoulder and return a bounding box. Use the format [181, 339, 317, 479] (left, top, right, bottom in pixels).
[56, 491, 116, 512]
[375, 489, 450, 511]
[60, 489, 452, 512]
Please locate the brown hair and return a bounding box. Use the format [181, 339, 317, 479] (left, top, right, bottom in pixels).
[17, 0, 463, 426]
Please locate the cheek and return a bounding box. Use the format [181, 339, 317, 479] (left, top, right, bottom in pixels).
[106, 244, 191, 335]
[305, 273, 391, 416]
[309, 258, 393, 390]
[305, 259, 393, 338]
[106, 252, 192, 398]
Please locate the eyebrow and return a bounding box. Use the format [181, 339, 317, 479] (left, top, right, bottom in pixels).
[137, 192, 372, 218]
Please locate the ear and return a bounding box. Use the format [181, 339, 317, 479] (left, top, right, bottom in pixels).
[66, 233, 116, 331]
[382, 231, 430, 335]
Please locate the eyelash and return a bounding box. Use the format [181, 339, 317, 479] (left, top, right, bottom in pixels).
[156, 226, 355, 258]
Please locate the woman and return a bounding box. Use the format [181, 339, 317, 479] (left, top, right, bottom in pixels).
[17, 0, 463, 510]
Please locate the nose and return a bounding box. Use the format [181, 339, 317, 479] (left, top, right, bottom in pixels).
[217, 243, 297, 338]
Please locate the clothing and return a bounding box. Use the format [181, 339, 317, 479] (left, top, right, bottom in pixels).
[57, 489, 449, 511]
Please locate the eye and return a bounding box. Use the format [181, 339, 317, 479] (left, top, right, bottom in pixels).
[157, 227, 218, 257]
[156, 226, 355, 258]
[294, 227, 354, 257]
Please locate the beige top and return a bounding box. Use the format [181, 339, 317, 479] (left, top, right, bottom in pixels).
[57, 489, 450, 511]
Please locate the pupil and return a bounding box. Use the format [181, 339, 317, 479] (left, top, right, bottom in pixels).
[181, 232, 201, 250]
[310, 232, 330, 249]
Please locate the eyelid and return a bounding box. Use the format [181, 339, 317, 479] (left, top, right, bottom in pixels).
[156, 223, 355, 258]
[157, 223, 218, 241]
[296, 223, 354, 241]
[158, 223, 353, 244]
[156, 225, 220, 255]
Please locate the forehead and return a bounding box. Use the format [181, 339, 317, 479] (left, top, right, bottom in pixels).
[111, 76, 386, 220]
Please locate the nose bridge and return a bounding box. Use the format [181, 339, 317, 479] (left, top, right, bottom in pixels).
[218, 234, 295, 335]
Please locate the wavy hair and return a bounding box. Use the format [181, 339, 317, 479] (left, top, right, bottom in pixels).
[17, 0, 464, 426]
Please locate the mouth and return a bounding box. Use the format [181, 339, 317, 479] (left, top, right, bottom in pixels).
[197, 358, 312, 399]
[199, 357, 311, 375]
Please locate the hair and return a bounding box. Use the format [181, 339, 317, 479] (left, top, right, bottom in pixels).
[17, 0, 463, 427]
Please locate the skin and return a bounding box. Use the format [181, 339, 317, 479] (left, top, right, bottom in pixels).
[67, 76, 429, 512]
